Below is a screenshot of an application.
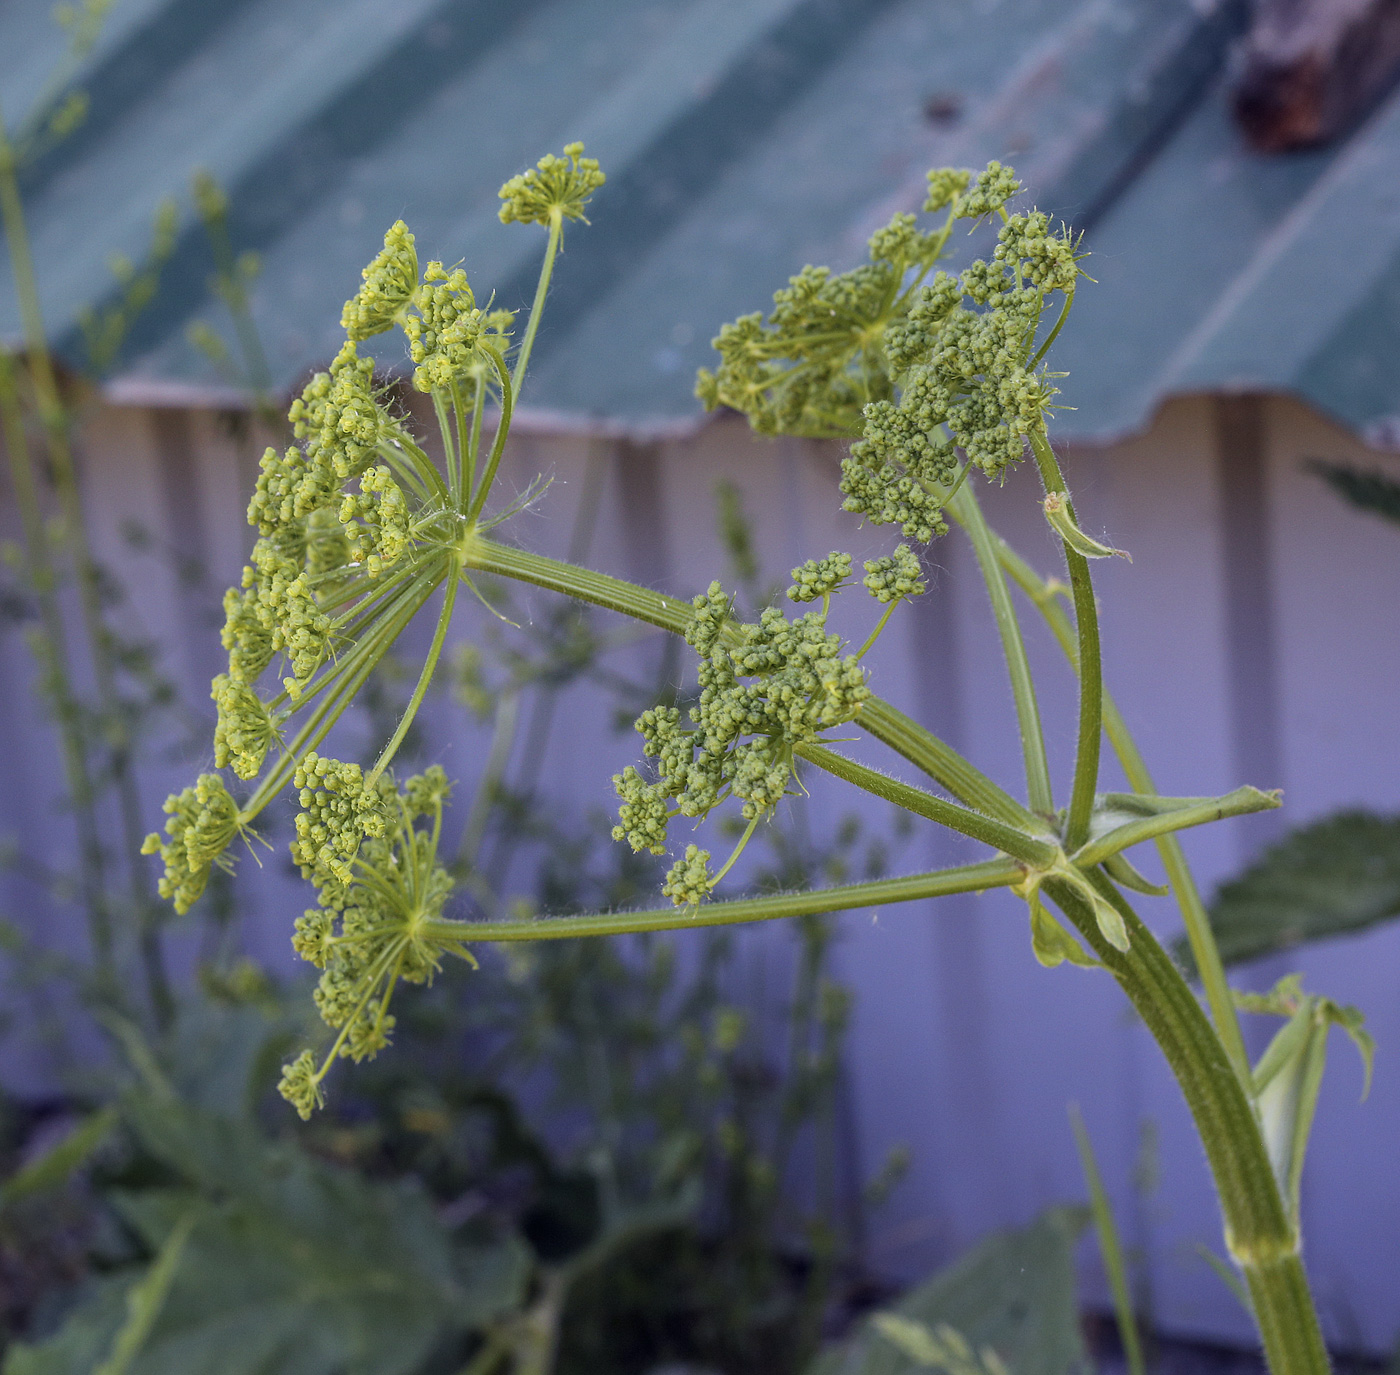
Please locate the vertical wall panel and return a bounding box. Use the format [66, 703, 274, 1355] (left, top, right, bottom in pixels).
[2, 394, 1396, 1351]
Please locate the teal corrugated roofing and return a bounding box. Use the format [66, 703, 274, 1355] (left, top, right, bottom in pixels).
[2, 0, 1398, 441]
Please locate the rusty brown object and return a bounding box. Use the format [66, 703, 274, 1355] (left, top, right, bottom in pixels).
[1233, 0, 1400, 151]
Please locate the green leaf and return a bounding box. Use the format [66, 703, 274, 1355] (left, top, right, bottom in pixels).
[0, 1106, 117, 1208]
[871, 1315, 1007, 1375]
[1308, 459, 1400, 527]
[809, 1208, 1089, 1375]
[1191, 811, 1400, 969]
[10, 1094, 528, 1375]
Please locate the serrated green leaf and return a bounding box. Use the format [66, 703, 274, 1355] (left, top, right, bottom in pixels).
[809, 1208, 1089, 1375]
[1189, 811, 1400, 969]
[12, 1094, 528, 1375]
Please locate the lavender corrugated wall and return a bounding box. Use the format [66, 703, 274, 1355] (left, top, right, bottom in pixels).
[2, 393, 1398, 1352]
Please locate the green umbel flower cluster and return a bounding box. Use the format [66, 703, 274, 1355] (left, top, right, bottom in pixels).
[842, 195, 1081, 543]
[699, 162, 1080, 544]
[613, 582, 870, 894]
[403, 262, 513, 393]
[498, 141, 605, 226]
[140, 774, 244, 914]
[862, 544, 926, 603]
[211, 673, 277, 779]
[340, 464, 412, 578]
[662, 845, 713, 906]
[289, 751, 389, 888]
[341, 219, 418, 340]
[787, 552, 852, 603]
[695, 212, 944, 438]
[279, 765, 471, 1118]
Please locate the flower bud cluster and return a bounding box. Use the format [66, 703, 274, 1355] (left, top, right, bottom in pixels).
[953, 161, 1021, 219]
[279, 765, 463, 1118]
[340, 464, 411, 578]
[404, 263, 486, 393]
[787, 552, 852, 603]
[863, 545, 926, 602]
[613, 582, 870, 867]
[695, 212, 942, 438]
[222, 537, 332, 697]
[290, 751, 389, 887]
[843, 197, 1080, 537]
[230, 337, 413, 701]
[662, 845, 714, 907]
[498, 141, 605, 226]
[340, 219, 418, 340]
[211, 673, 277, 779]
[141, 774, 243, 913]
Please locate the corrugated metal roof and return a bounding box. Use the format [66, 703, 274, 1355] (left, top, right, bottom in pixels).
[2, 0, 1399, 442]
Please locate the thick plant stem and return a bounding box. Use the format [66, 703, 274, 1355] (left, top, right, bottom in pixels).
[992, 534, 1251, 1082]
[425, 857, 1022, 942]
[858, 699, 1036, 828]
[1028, 429, 1101, 850]
[1049, 875, 1328, 1375]
[947, 484, 1055, 817]
[458, 534, 1023, 824]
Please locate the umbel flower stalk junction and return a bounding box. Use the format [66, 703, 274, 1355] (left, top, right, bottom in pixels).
[148, 146, 1367, 1375]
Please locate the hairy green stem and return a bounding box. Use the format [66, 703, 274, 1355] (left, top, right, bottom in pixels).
[1074, 787, 1281, 867]
[947, 483, 1055, 817]
[1028, 428, 1101, 850]
[511, 210, 564, 400]
[366, 559, 461, 787]
[425, 857, 1022, 942]
[465, 353, 514, 521]
[992, 535, 1251, 1081]
[458, 534, 1026, 825]
[855, 698, 1035, 828]
[1048, 873, 1327, 1375]
[432, 389, 459, 507]
[796, 744, 1057, 867]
